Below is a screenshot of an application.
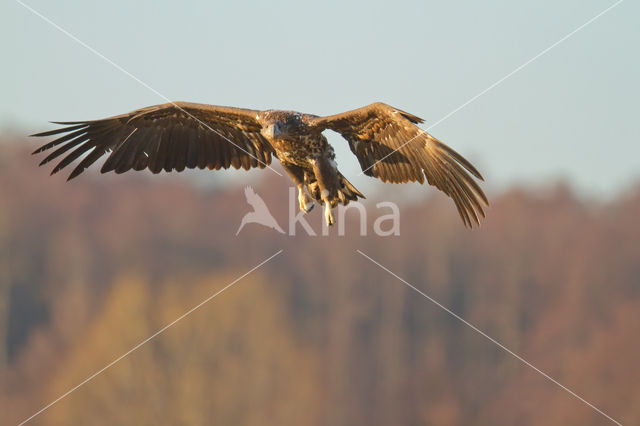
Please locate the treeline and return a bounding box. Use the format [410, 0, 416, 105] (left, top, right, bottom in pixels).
[1, 140, 638, 425]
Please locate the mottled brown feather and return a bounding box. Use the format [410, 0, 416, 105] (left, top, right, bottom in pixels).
[309, 102, 488, 227]
[32, 102, 275, 180]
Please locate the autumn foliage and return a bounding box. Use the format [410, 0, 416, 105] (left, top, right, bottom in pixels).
[1, 139, 639, 425]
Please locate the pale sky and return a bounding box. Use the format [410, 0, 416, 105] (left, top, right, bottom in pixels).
[2, 0, 638, 198]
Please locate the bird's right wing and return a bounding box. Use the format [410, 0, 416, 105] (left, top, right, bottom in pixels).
[32, 102, 276, 180]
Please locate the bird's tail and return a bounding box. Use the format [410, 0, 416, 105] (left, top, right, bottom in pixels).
[307, 172, 365, 207]
[336, 172, 365, 205]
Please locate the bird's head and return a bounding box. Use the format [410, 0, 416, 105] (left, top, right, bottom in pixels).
[260, 111, 304, 140]
[262, 120, 287, 139]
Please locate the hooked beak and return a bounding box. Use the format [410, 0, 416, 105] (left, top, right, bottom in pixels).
[263, 122, 283, 139]
[265, 124, 276, 138]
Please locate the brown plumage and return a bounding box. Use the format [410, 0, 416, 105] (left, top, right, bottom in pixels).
[32, 101, 488, 227]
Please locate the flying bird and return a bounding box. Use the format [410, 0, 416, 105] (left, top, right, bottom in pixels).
[32, 102, 488, 227]
[236, 186, 285, 235]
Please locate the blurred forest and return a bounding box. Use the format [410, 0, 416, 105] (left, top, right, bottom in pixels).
[1, 137, 639, 425]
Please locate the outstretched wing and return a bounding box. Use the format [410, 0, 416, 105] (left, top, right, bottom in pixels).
[32, 102, 275, 180]
[308, 102, 488, 227]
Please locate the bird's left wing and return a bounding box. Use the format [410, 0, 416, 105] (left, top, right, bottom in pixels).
[32, 102, 275, 180]
[308, 102, 488, 227]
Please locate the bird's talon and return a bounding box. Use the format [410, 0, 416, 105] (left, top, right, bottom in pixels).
[298, 186, 315, 214]
[324, 203, 335, 226]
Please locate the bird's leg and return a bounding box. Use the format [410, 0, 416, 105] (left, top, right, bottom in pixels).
[321, 190, 335, 226]
[280, 162, 315, 213]
[298, 185, 314, 213]
[324, 199, 335, 226]
[310, 157, 339, 227]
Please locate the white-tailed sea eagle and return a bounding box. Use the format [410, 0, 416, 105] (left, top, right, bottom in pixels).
[33, 102, 488, 227]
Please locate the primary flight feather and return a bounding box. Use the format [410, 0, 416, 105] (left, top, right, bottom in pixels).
[32, 101, 488, 227]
